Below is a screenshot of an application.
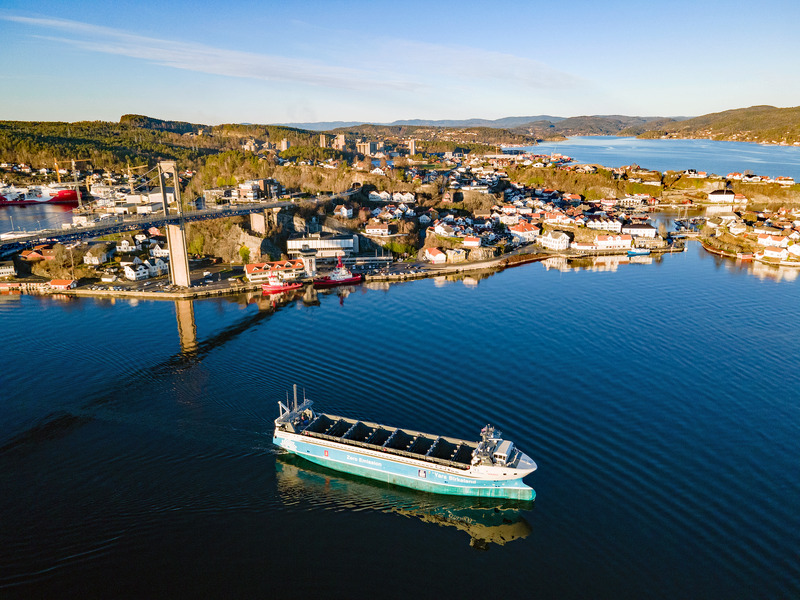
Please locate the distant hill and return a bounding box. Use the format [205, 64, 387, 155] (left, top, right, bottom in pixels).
[276, 121, 366, 131]
[326, 123, 537, 146]
[281, 114, 692, 138]
[120, 114, 200, 135]
[510, 115, 684, 139]
[279, 116, 564, 131]
[387, 116, 565, 128]
[633, 105, 800, 143]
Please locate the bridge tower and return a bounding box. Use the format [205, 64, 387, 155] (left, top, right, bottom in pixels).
[158, 161, 192, 288]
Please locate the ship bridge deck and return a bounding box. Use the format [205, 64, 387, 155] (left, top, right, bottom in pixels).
[299, 413, 478, 471]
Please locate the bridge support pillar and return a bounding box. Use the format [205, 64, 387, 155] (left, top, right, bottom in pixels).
[166, 224, 191, 287]
[159, 161, 192, 288]
[250, 212, 266, 234]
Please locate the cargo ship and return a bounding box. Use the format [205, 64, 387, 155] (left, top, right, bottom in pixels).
[0, 183, 79, 205]
[273, 388, 537, 500]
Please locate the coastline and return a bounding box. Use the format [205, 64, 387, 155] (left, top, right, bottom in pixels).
[6, 245, 694, 301]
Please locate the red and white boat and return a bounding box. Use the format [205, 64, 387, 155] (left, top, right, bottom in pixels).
[312, 256, 364, 288]
[262, 278, 304, 294]
[0, 183, 79, 205]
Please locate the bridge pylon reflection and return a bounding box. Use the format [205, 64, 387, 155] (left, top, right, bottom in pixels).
[174, 299, 198, 354]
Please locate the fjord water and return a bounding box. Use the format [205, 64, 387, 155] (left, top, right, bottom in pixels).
[529, 136, 800, 180]
[1, 244, 799, 599]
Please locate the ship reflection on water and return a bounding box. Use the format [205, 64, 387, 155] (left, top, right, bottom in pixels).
[275, 454, 533, 550]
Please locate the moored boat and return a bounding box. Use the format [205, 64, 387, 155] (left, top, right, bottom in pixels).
[273, 388, 537, 500]
[0, 183, 79, 205]
[627, 248, 651, 256]
[262, 280, 303, 293]
[312, 256, 363, 288]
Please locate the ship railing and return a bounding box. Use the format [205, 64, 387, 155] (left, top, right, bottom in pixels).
[300, 429, 471, 471]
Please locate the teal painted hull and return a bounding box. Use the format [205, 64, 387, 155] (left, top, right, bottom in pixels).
[273, 434, 535, 501]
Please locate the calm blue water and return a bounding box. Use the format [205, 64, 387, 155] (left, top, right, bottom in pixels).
[1, 243, 798, 599]
[526, 136, 800, 180]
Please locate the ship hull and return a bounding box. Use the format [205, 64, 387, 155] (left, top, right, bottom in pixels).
[0, 189, 79, 205]
[312, 274, 363, 288]
[262, 282, 303, 293]
[273, 430, 535, 500]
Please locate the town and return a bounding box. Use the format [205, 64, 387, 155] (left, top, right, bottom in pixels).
[2, 137, 800, 297]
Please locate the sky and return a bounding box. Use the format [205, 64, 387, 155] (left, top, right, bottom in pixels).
[2, 0, 799, 125]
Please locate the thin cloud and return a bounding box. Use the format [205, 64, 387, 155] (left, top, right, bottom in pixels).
[3, 15, 421, 92]
[4, 14, 582, 94]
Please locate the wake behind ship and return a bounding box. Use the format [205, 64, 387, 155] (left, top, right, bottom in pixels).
[273, 388, 537, 500]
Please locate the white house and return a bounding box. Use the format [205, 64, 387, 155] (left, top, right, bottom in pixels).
[144, 258, 169, 277]
[149, 243, 170, 258]
[83, 243, 115, 265]
[123, 263, 149, 280]
[0, 261, 17, 278]
[539, 231, 570, 251]
[434, 222, 456, 237]
[761, 246, 789, 260]
[707, 189, 737, 203]
[424, 247, 447, 264]
[245, 259, 306, 282]
[586, 217, 622, 233]
[728, 222, 748, 235]
[333, 204, 353, 219]
[499, 213, 520, 226]
[595, 234, 633, 249]
[365, 221, 390, 236]
[571, 241, 597, 252]
[117, 237, 140, 253]
[463, 236, 481, 248]
[621, 223, 658, 238]
[393, 191, 415, 204]
[757, 234, 788, 247]
[508, 222, 540, 243]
